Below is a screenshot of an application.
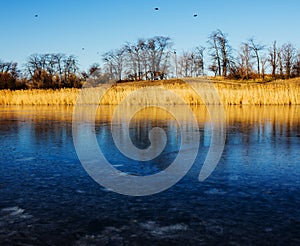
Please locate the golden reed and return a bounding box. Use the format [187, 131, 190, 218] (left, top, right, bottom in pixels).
[0, 78, 299, 105]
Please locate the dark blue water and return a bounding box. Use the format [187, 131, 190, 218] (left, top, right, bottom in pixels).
[0, 105, 300, 245]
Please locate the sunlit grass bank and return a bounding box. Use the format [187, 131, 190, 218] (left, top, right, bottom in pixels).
[0, 88, 79, 105]
[1, 78, 300, 105]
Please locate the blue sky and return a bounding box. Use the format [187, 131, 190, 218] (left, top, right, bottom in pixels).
[1, 0, 300, 71]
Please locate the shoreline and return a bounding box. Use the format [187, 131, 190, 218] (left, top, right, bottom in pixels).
[1, 78, 300, 105]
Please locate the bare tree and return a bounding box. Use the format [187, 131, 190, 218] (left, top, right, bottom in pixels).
[239, 42, 253, 79]
[124, 36, 172, 80]
[88, 63, 101, 78]
[139, 39, 150, 79]
[51, 53, 65, 86]
[0, 61, 19, 76]
[103, 47, 126, 81]
[209, 63, 218, 77]
[85, 63, 110, 85]
[248, 38, 265, 76]
[282, 43, 296, 79]
[268, 41, 278, 78]
[178, 51, 193, 77]
[27, 54, 51, 88]
[177, 46, 205, 78]
[147, 36, 172, 79]
[125, 41, 143, 80]
[260, 55, 268, 80]
[208, 30, 232, 77]
[208, 31, 221, 76]
[277, 48, 284, 78]
[26, 53, 80, 88]
[0, 60, 20, 89]
[292, 52, 300, 77]
[63, 55, 80, 87]
[217, 31, 230, 76]
[192, 46, 205, 76]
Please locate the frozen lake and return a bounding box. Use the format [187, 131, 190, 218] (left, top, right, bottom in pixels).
[0, 105, 300, 245]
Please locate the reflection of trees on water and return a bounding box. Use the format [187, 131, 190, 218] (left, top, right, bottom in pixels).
[0, 106, 74, 154]
[225, 119, 300, 151]
[94, 118, 181, 173]
[225, 106, 300, 147]
[31, 121, 71, 148]
[128, 119, 179, 149]
[1, 106, 300, 169]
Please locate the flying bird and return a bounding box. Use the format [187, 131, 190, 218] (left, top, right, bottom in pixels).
[34, 14, 38, 18]
[193, 14, 198, 17]
[154, 7, 159, 11]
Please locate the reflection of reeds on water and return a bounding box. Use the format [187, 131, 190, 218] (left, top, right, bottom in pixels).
[2, 105, 300, 127]
[224, 105, 300, 126]
[98, 105, 300, 128]
[0, 105, 74, 122]
[0, 78, 299, 105]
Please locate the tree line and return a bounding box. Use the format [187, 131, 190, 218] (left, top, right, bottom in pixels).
[101, 36, 204, 81]
[1, 30, 300, 89]
[0, 53, 82, 89]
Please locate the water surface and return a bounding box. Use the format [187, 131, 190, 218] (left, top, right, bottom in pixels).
[0, 105, 300, 245]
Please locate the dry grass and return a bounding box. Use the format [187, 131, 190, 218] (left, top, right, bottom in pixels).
[0, 88, 79, 105]
[213, 78, 300, 105]
[1, 77, 300, 105]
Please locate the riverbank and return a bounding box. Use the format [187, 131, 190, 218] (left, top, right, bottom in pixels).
[0, 77, 300, 105]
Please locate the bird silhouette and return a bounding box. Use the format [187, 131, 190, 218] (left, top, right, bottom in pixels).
[193, 14, 198, 17]
[34, 14, 38, 18]
[154, 7, 159, 11]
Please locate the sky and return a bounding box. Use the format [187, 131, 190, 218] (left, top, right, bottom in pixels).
[1, 0, 300, 71]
